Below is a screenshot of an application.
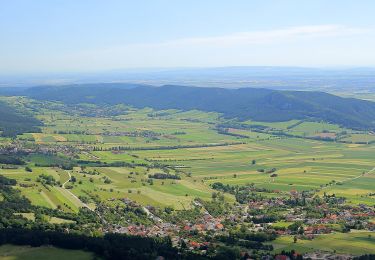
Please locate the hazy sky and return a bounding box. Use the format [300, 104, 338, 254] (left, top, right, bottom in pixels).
[1, 0, 375, 73]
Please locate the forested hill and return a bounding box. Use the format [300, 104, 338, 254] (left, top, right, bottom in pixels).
[20, 84, 375, 130]
[0, 101, 41, 137]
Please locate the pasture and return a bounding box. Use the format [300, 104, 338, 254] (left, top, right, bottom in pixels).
[270, 231, 375, 255]
[2, 100, 375, 210]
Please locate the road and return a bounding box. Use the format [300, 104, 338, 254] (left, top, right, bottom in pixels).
[62, 171, 93, 211]
[61, 170, 108, 224]
[321, 166, 375, 190]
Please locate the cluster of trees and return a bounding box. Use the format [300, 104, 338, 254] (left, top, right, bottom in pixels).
[256, 168, 277, 174]
[37, 174, 59, 186]
[217, 122, 268, 131]
[197, 197, 230, 218]
[0, 155, 25, 165]
[354, 255, 375, 260]
[95, 202, 153, 227]
[78, 160, 172, 172]
[32, 154, 76, 170]
[217, 229, 275, 251]
[93, 142, 241, 152]
[0, 228, 179, 259]
[103, 130, 160, 138]
[216, 127, 249, 139]
[102, 176, 112, 184]
[211, 182, 272, 204]
[251, 215, 279, 224]
[148, 173, 181, 180]
[172, 131, 186, 135]
[53, 130, 86, 134]
[211, 182, 236, 193]
[0, 175, 17, 185]
[147, 111, 171, 117]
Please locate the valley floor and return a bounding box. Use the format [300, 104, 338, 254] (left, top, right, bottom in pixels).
[0, 97, 375, 258]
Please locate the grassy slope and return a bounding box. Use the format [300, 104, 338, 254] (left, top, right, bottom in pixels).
[270, 231, 375, 255]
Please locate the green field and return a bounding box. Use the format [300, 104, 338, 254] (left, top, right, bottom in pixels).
[1, 99, 372, 211]
[1, 96, 375, 257]
[270, 231, 375, 255]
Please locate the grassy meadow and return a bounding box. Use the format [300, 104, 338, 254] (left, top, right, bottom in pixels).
[0, 97, 373, 211]
[1, 97, 375, 256]
[270, 231, 375, 255]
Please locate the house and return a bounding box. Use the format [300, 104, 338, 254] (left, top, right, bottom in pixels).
[275, 255, 290, 260]
[215, 223, 224, 230]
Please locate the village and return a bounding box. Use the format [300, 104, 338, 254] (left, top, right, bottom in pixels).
[107, 189, 375, 257]
[1, 136, 374, 258]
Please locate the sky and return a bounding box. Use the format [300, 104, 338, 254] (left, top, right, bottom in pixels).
[1, 0, 375, 73]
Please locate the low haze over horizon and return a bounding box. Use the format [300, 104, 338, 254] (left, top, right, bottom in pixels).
[2, 0, 375, 74]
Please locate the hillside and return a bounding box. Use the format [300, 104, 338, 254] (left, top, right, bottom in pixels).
[0, 95, 374, 258]
[20, 84, 375, 130]
[0, 101, 41, 137]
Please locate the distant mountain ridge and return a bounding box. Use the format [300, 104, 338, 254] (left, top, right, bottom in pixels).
[2, 66, 375, 90]
[17, 84, 375, 130]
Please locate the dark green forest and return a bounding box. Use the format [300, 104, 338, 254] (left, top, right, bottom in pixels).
[18, 84, 375, 130]
[0, 101, 41, 137]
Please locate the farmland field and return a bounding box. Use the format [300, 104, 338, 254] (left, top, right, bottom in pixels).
[1, 97, 375, 258]
[2, 97, 373, 210]
[4, 1, 375, 258]
[270, 231, 375, 255]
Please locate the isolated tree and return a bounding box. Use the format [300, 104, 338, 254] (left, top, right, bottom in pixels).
[70, 176, 77, 183]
